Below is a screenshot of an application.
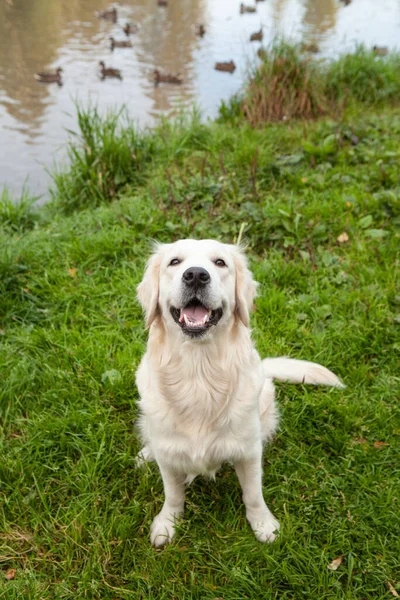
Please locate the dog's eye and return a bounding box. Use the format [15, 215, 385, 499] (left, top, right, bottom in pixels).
[214, 259, 226, 267]
[169, 258, 181, 266]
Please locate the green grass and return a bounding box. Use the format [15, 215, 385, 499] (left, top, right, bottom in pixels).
[1, 50, 400, 598]
[0, 187, 40, 233]
[326, 45, 400, 105]
[51, 105, 156, 214]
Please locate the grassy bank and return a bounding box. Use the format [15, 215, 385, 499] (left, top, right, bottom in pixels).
[240, 42, 400, 125]
[0, 45, 400, 598]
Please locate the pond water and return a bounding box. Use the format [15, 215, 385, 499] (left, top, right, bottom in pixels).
[0, 0, 399, 199]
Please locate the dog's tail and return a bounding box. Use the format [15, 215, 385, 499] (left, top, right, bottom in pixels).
[262, 357, 345, 388]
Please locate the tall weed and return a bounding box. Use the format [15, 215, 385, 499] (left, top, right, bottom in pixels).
[52, 106, 156, 213]
[241, 42, 329, 125]
[0, 187, 39, 232]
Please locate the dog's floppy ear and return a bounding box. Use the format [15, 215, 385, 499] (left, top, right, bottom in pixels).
[232, 246, 259, 327]
[137, 246, 163, 328]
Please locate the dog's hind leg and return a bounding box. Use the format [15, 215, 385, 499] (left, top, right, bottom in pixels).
[259, 378, 279, 443]
[135, 445, 155, 468]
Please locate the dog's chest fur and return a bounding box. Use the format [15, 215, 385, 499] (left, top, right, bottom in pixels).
[158, 347, 237, 434]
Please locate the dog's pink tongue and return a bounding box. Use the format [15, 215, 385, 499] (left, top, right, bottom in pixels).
[182, 305, 208, 322]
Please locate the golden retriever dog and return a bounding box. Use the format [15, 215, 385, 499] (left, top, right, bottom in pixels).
[136, 239, 344, 547]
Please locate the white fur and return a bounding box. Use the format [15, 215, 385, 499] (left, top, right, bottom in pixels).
[136, 239, 344, 547]
[262, 358, 345, 388]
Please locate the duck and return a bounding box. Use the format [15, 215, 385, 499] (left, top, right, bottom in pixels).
[214, 60, 236, 73]
[373, 45, 388, 56]
[99, 61, 122, 79]
[240, 3, 256, 13]
[257, 47, 267, 60]
[194, 24, 206, 37]
[250, 29, 263, 42]
[301, 42, 319, 53]
[154, 69, 183, 84]
[34, 67, 63, 85]
[110, 37, 133, 50]
[157, 0, 168, 6]
[123, 22, 139, 35]
[96, 7, 117, 22]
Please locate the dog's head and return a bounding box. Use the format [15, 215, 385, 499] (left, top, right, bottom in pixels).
[137, 239, 258, 339]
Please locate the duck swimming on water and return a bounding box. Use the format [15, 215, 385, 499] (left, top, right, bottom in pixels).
[250, 29, 263, 42]
[240, 3, 256, 13]
[96, 7, 117, 22]
[154, 69, 183, 84]
[34, 67, 63, 85]
[123, 23, 139, 35]
[214, 60, 236, 73]
[99, 61, 122, 79]
[110, 37, 132, 50]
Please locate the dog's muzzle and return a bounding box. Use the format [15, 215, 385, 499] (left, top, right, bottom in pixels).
[170, 267, 223, 337]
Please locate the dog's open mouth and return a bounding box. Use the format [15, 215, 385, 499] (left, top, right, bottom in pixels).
[170, 299, 223, 337]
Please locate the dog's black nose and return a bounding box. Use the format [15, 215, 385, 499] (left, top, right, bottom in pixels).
[182, 267, 210, 287]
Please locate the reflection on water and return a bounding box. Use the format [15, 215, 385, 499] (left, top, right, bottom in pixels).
[0, 0, 399, 198]
[302, 0, 338, 38]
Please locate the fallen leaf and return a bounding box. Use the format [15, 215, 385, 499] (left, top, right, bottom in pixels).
[387, 581, 399, 597]
[374, 441, 389, 448]
[327, 555, 343, 571]
[337, 232, 349, 243]
[5, 568, 16, 580]
[68, 267, 77, 278]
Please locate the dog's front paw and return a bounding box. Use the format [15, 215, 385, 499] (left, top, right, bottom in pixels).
[150, 513, 176, 547]
[248, 512, 280, 543]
